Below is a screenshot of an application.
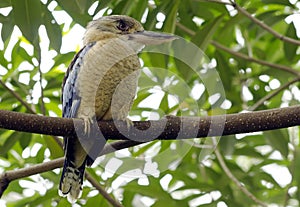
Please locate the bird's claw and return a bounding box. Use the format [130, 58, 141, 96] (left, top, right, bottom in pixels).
[83, 117, 93, 136]
[125, 118, 134, 129]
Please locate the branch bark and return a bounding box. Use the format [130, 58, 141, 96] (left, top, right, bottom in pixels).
[0, 106, 299, 141]
[1, 106, 299, 196]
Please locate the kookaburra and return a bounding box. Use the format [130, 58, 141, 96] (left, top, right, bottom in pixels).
[59, 15, 176, 202]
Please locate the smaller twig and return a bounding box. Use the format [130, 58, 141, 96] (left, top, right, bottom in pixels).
[0, 158, 63, 197]
[249, 77, 300, 111]
[85, 173, 123, 207]
[0, 80, 36, 114]
[176, 22, 196, 36]
[100, 140, 142, 156]
[0, 79, 63, 147]
[176, 24, 300, 77]
[0, 157, 124, 207]
[214, 145, 268, 207]
[211, 41, 300, 76]
[283, 133, 298, 207]
[0, 140, 142, 201]
[231, 2, 300, 46]
[37, 59, 46, 115]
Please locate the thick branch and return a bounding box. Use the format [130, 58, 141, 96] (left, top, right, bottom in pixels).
[1, 106, 299, 201]
[0, 106, 299, 141]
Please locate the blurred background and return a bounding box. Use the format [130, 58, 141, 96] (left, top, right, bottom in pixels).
[0, 0, 300, 206]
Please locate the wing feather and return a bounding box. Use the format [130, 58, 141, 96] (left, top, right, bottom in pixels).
[61, 42, 96, 119]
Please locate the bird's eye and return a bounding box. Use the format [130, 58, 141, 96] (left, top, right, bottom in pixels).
[117, 20, 129, 31]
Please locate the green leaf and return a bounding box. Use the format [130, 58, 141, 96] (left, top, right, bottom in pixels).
[144, 1, 169, 31]
[284, 22, 298, 61]
[56, 0, 92, 26]
[112, 0, 135, 15]
[0, 13, 14, 42]
[261, 0, 295, 7]
[0, 48, 8, 68]
[53, 51, 76, 68]
[42, 6, 62, 52]
[19, 133, 32, 150]
[264, 130, 289, 158]
[159, 93, 168, 112]
[85, 194, 111, 207]
[163, 0, 180, 33]
[0, 132, 20, 156]
[219, 135, 237, 155]
[0, 0, 10, 8]
[191, 15, 224, 51]
[130, 0, 148, 21]
[94, 0, 111, 12]
[124, 177, 177, 206]
[44, 135, 64, 159]
[131, 141, 158, 157]
[215, 51, 234, 91]
[3, 40, 31, 80]
[293, 148, 300, 199]
[11, 0, 42, 48]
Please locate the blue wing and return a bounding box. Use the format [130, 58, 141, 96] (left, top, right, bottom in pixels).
[61, 42, 96, 119]
[60, 42, 97, 200]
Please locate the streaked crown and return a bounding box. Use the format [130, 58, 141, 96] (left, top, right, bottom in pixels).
[83, 15, 144, 44]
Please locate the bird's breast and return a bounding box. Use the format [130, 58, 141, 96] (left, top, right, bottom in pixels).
[76, 39, 141, 120]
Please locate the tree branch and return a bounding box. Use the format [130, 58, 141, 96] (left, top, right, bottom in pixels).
[211, 41, 300, 77]
[1, 105, 298, 202]
[214, 146, 268, 207]
[248, 77, 300, 111]
[1, 106, 299, 199]
[85, 173, 123, 207]
[205, 0, 300, 46]
[176, 22, 299, 77]
[0, 106, 299, 140]
[0, 140, 139, 204]
[230, 1, 300, 46]
[37, 57, 46, 115]
[0, 80, 36, 114]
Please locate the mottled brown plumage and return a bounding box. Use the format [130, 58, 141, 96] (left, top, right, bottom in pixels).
[59, 15, 176, 203]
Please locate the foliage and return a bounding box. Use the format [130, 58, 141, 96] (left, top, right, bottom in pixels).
[0, 0, 300, 206]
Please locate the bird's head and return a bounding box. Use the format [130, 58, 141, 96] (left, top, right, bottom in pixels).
[83, 15, 176, 48]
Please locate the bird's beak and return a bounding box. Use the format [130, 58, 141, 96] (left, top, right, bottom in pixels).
[127, 31, 177, 45]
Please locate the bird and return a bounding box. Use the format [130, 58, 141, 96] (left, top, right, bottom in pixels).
[59, 15, 176, 203]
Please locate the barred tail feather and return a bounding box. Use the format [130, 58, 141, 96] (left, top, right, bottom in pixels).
[59, 158, 86, 203]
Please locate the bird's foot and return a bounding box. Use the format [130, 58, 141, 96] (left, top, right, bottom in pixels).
[82, 117, 94, 136]
[124, 117, 134, 129]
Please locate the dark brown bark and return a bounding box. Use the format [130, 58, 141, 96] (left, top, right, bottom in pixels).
[0, 106, 299, 141]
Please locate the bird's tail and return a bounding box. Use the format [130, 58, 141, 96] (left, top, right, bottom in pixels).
[59, 157, 86, 203]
